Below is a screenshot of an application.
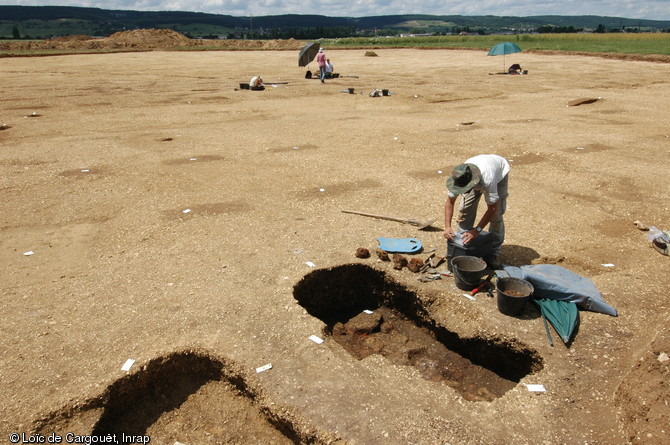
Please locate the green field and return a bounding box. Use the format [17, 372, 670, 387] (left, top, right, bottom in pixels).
[322, 33, 670, 56]
[1, 32, 669, 57]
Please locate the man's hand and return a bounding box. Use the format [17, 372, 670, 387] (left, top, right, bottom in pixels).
[444, 228, 455, 240]
[461, 228, 479, 244]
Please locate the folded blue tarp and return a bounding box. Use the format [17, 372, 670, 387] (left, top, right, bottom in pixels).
[498, 264, 618, 317]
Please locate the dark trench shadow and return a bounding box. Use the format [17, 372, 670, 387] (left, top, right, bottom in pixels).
[91, 352, 224, 438]
[293, 264, 544, 389]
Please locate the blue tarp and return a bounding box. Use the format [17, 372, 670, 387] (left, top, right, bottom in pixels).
[498, 264, 618, 317]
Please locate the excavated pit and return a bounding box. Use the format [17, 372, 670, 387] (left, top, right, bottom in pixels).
[294, 264, 543, 401]
[32, 350, 334, 444]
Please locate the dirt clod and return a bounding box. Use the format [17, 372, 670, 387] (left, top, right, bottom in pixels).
[407, 257, 424, 273]
[334, 311, 383, 335]
[355, 247, 370, 258]
[392, 253, 408, 270]
[376, 248, 390, 261]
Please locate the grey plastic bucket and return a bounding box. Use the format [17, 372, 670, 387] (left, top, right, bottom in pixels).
[451, 256, 487, 291]
[496, 277, 534, 316]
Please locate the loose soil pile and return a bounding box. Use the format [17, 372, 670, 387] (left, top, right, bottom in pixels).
[0, 29, 303, 52]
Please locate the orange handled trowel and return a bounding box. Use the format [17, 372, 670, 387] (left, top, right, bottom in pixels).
[471, 273, 495, 296]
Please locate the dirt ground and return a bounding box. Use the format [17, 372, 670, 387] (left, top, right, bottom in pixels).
[1, 31, 669, 445]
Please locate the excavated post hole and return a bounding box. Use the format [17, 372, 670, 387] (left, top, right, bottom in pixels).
[33, 351, 328, 444]
[294, 264, 544, 401]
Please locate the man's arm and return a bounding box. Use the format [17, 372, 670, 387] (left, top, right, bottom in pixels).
[443, 196, 457, 240]
[462, 201, 498, 244]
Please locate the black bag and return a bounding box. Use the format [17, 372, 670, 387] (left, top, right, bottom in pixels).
[305, 70, 312, 79]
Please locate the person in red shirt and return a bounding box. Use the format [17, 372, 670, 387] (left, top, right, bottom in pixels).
[316, 48, 327, 83]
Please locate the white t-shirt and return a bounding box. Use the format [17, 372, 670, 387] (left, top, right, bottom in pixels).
[448, 154, 510, 204]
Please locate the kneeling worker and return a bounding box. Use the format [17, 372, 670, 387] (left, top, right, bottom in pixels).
[444, 154, 510, 269]
[249, 75, 264, 90]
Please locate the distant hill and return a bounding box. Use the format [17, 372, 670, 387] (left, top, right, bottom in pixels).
[355, 14, 670, 30]
[1, 6, 669, 39]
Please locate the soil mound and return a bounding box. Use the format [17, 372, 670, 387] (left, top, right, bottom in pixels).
[0, 29, 196, 51]
[261, 38, 301, 49]
[0, 30, 303, 52]
[205, 38, 301, 50]
[105, 29, 192, 48]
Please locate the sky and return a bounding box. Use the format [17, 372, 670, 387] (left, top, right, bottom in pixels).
[3, 0, 670, 21]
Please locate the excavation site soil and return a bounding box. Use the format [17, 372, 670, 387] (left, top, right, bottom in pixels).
[1, 30, 669, 444]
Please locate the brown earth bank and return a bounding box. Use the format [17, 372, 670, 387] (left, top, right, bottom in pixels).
[0, 29, 304, 52]
[0, 37, 669, 445]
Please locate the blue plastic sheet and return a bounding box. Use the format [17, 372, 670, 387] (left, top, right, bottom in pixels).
[498, 264, 617, 317]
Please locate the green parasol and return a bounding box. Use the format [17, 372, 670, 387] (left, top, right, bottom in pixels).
[487, 42, 522, 73]
[534, 298, 579, 345]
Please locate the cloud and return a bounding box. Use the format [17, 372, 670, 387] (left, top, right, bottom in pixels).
[4, 0, 670, 19]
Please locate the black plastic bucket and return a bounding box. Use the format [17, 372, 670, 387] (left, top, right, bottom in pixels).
[348, 87, 355, 94]
[496, 277, 534, 316]
[451, 256, 487, 291]
[240, 83, 250, 89]
[382, 89, 389, 96]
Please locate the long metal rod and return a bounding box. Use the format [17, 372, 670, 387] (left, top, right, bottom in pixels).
[341, 209, 413, 224]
